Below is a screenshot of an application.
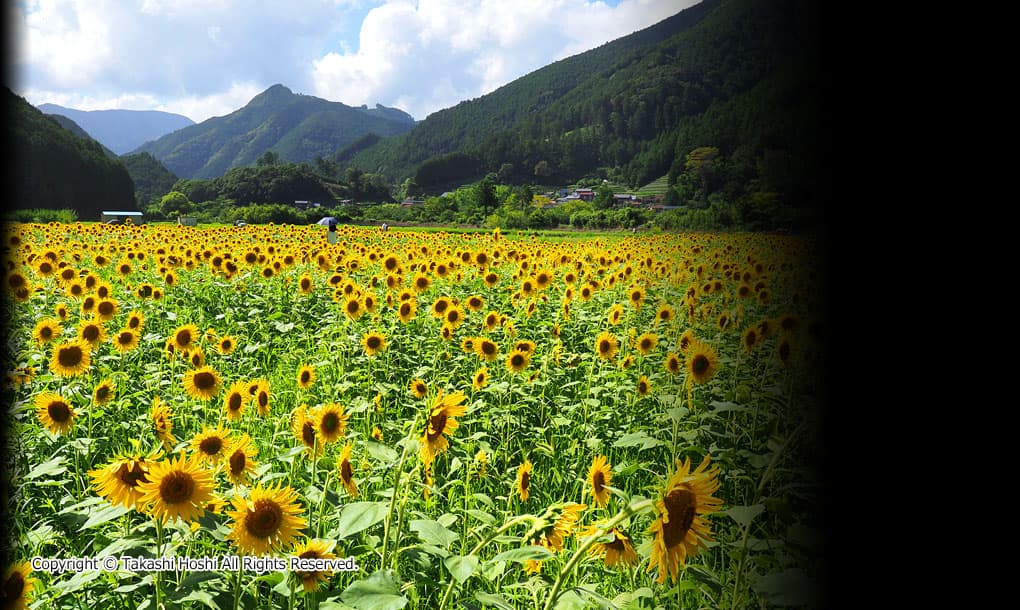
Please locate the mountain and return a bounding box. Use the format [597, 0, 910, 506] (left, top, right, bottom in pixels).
[6, 87, 137, 218]
[120, 152, 179, 209]
[44, 113, 118, 158]
[36, 103, 195, 155]
[132, 85, 416, 180]
[346, 0, 821, 211]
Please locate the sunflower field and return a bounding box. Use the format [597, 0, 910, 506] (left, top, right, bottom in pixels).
[1, 222, 826, 610]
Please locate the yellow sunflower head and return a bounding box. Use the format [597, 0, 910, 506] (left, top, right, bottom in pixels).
[686, 339, 719, 385]
[226, 483, 307, 555]
[587, 455, 613, 508]
[183, 366, 222, 401]
[88, 450, 161, 509]
[579, 524, 639, 568]
[311, 403, 349, 444]
[226, 434, 259, 487]
[92, 379, 115, 404]
[49, 339, 92, 377]
[291, 538, 338, 592]
[151, 396, 177, 449]
[223, 380, 249, 421]
[595, 331, 619, 361]
[419, 390, 467, 467]
[170, 323, 200, 352]
[337, 442, 358, 498]
[1, 562, 36, 610]
[136, 453, 215, 524]
[34, 391, 75, 436]
[516, 459, 533, 502]
[32, 318, 62, 345]
[472, 367, 488, 391]
[190, 425, 234, 465]
[362, 331, 386, 356]
[296, 364, 316, 390]
[505, 349, 530, 374]
[410, 378, 428, 399]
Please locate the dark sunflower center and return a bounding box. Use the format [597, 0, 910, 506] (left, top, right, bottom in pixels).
[520, 471, 530, 490]
[221, 339, 233, 350]
[482, 342, 495, 355]
[228, 393, 243, 411]
[340, 459, 353, 482]
[435, 301, 448, 313]
[195, 372, 216, 390]
[41, 326, 53, 338]
[400, 304, 411, 316]
[98, 302, 113, 315]
[639, 380, 649, 393]
[300, 371, 311, 384]
[367, 336, 381, 349]
[302, 422, 316, 447]
[82, 326, 100, 341]
[58, 345, 84, 367]
[229, 451, 246, 475]
[668, 357, 680, 373]
[599, 340, 611, 354]
[177, 330, 192, 346]
[662, 488, 697, 548]
[301, 279, 311, 290]
[321, 412, 340, 434]
[511, 354, 525, 367]
[258, 392, 269, 408]
[415, 383, 426, 395]
[692, 355, 710, 376]
[117, 462, 148, 487]
[70, 284, 83, 296]
[447, 311, 459, 323]
[96, 386, 110, 400]
[48, 401, 71, 423]
[604, 533, 627, 552]
[745, 332, 757, 348]
[118, 331, 133, 345]
[4, 570, 25, 599]
[593, 471, 605, 493]
[245, 499, 283, 538]
[428, 413, 448, 441]
[159, 471, 196, 504]
[200, 436, 223, 455]
[640, 339, 652, 351]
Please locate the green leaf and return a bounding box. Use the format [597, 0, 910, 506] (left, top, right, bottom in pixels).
[709, 400, 749, 413]
[274, 321, 295, 333]
[611, 587, 654, 609]
[612, 431, 664, 450]
[340, 569, 408, 610]
[444, 555, 479, 584]
[466, 509, 496, 525]
[489, 546, 554, 564]
[175, 590, 219, 609]
[752, 569, 819, 606]
[366, 441, 398, 464]
[552, 590, 587, 610]
[721, 504, 765, 528]
[26, 456, 66, 480]
[334, 502, 389, 538]
[410, 519, 458, 549]
[475, 592, 514, 610]
[83, 504, 132, 529]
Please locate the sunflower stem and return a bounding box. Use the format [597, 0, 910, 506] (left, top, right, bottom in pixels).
[541, 499, 653, 610]
[233, 559, 243, 610]
[154, 518, 164, 610]
[438, 514, 540, 610]
[381, 409, 420, 568]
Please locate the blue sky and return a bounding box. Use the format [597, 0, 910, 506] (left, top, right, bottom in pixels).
[7, 0, 698, 122]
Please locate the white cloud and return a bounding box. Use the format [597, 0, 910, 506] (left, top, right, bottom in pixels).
[312, 0, 699, 120]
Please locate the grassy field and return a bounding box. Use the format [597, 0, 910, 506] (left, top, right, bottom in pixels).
[2, 222, 826, 609]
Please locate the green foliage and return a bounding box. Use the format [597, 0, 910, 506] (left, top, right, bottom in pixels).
[2, 208, 79, 223]
[6, 86, 137, 219]
[134, 84, 415, 179]
[121, 152, 179, 209]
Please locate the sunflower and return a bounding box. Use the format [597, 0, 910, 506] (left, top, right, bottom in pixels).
[170, 323, 200, 352]
[183, 366, 222, 401]
[594, 331, 619, 361]
[226, 434, 259, 486]
[217, 334, 236, 355]
[411, 272, 431, 293]
[253, 379, 271, 416]
[409, 378, 428, 399]
[607, 303, 624, 326]
[678, 329, 697, 354]
[187, 346, 206, 368]
[54, 303, 69, 320]
[474, 449, 488, 478]
[475, 337, 499, 362]
[419, 390, 468, 467]
[635, 332, 658, 355]
[533, 502, 585, 552]
[472, 366, 488, 391]
[483, 311, 500, 331]
[443, 304, 465, 329]
[516, 460, 533, 502]
[92, 379, 115, 404]
[298, 274, 314, 295]
[32, 318, 62, 345]
[111, 328, 140, 352]
[430, 296, 451, 319]
[88, 451, 160, 509]
[224, 380, 249, 421]
[513, 340, 536, 355]
[343, 297, 364, 320]
[151, 396, 177, 449]
[372, 426, 383, 441]
[775, 335, 795, 368]
[579, 524, 639, 568]
[226, 483, 307, 555]
[505, 349, 530, 374]
[34, 391, 75, 435]
[291, 405, 321, 457]
[397, 299, 417, 323]
[465, 294, 484, 312]
[637, 375, 652, 397]
[686, 339, 719, 385]
[654, 304, 675, 326]
[291, 538, 338, 592]
[136, 453, 215, 524]
[190, 425, 234, 465]
[1, 562, 36, 610]
[664, 352, 682, 376]
[337, 442, 358, 498]
[587, 455, 613, 508]
[740, 326, 760, 353]
[311, 403, 349, 444]
[362, 331, 386, 356]
[646, 455, 723, 584]
[95, 297, 118, 321]
[76, 317, 106, 348]
[296, 364, 316, 390]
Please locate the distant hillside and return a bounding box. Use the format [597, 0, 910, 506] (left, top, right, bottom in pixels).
[132, 85, 416, 180]
[348, 0, 821, 213]
[121, 152, 179, 209]
[7, 87, 136, 218]
[44, 113, 118, 158]
[37, 103, 194, 155]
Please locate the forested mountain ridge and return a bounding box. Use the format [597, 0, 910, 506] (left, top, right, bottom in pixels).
[6, 87, 137, 218]
[37, 103, 195, 155]
[348, 0, 821, 214]
[43, 113, 118, 158]
[132, 85, 416, 180]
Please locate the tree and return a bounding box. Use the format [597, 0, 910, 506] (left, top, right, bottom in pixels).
[159, 191, 192, 217]
[475, 175, 498, 217]
[256, 150, 280, 166]
[594, 184, 615, 209]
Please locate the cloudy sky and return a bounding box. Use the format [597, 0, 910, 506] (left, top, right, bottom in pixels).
[7, 0, 698, 123]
